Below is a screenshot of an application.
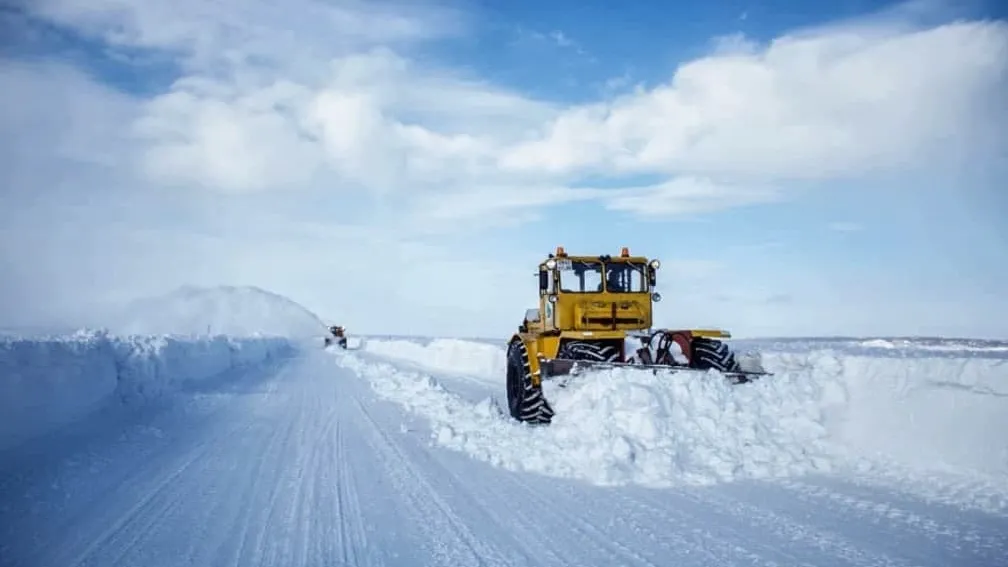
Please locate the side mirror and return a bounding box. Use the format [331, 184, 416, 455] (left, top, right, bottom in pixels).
[539, 270, 549, 291]
[652, 292, 662, 302]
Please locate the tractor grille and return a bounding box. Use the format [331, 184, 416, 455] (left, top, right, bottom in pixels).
[582, 316, 646, 326]
[579, 301, 646, 328]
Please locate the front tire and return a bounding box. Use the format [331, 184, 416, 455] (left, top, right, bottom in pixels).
[506, 340, 554, 424]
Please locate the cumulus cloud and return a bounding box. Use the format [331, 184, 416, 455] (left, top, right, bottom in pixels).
[10, 0, 1005, 216]
[499, 21, 1007, 184]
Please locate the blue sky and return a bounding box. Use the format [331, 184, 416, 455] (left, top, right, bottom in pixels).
[1, 0, 1006, 339]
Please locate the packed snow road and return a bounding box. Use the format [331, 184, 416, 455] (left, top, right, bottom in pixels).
[1, 348, 1005, 567]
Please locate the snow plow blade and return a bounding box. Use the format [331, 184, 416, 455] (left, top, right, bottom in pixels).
[540, 358, 772, 386]
[324, 336, 365, 350]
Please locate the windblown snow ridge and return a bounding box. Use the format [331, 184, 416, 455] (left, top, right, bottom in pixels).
[0, 329, 294, 451]
[109, 284, 329, 341]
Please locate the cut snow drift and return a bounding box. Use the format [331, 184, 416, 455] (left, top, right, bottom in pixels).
[0, 329, 292, 451]
[338, 353, 836, 487]
[337, 337, 1008, 502]
[110, 285, 328, 340]
[362, 338, 506, 381]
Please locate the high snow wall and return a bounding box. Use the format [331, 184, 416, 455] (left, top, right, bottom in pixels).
[0, 330, 293, 450]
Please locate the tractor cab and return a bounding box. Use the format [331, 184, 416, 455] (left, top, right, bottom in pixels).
[505, 245, 769, 425]
[532, 246, 662, 333]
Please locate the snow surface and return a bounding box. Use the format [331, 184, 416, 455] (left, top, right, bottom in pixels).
[341, 336, 1008, 513]
[2, 281, 1006, 566]
[109, 284, 329, 340]
[4, 346, 1006, 567]
[0, 329, 292, 451]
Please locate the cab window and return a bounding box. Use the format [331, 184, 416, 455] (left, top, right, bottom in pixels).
[604, 262, 648, 292]
[557, 260, 603, 293]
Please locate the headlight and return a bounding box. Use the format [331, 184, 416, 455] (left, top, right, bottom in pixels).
[545, 258, 557, 269]
[650, 259, 661, 270]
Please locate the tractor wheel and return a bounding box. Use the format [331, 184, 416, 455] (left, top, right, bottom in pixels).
[557, 340, 620, 363]
[690, 337, 740, 373]
[506, 340, 554, 424]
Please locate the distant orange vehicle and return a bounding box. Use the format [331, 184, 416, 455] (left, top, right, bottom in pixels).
[325, 325, 348, 349]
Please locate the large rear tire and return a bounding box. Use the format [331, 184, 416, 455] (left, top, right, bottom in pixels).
[689, 337, 740, 373]
[506, 340, 554, 424]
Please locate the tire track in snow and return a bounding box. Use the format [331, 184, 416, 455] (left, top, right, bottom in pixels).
[69, 429, 243, 565]
[359, 423, 580, 567]
[265, 374, 348, 567]
[503, 473, 788, 567]
[353, 397, 542, 567]
[769, 478, 1008, 566]
[61, 417, 257, 567]
[489, 477, 665, 567]
[657, 485, 914, 567]
[225, 396, 302, 567]
[332, 416, 375, 566]
[223, 404, 296, 567]
[840, 469, 1008, 516]
[293, 398, 334, 566]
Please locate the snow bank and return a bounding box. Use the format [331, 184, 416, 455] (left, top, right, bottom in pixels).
[335, 337, 1008, 499]
[109, 285, 328, 341]
[362, 338, 506, 381]
[810, 352, 1008, 477]
[0, 329, 293, 451]
[337, 352, 837, 487]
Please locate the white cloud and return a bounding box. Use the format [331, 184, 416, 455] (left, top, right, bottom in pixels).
[604, 177, 782, 217]
[11, 1, 1005, 221]
[2, 0, 1006, 337]
[499, 20, 1007, 184]
[0, 60, 141, 180]
[27, 0, 468, 66]
[133, 79, 325, 192]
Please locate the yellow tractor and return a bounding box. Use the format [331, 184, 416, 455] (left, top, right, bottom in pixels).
[505, 246, 769, 424]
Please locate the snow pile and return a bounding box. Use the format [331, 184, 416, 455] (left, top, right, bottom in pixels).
[335, 351, 838, 487]
[334, 337, 1008, 495]
[362, 338, 506, 381]
[110, 285, 328, 341]
[0, 329, 293, 450]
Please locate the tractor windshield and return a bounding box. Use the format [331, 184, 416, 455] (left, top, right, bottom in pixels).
[557, 259, 603, 293]
[604, 262, 648, 293]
